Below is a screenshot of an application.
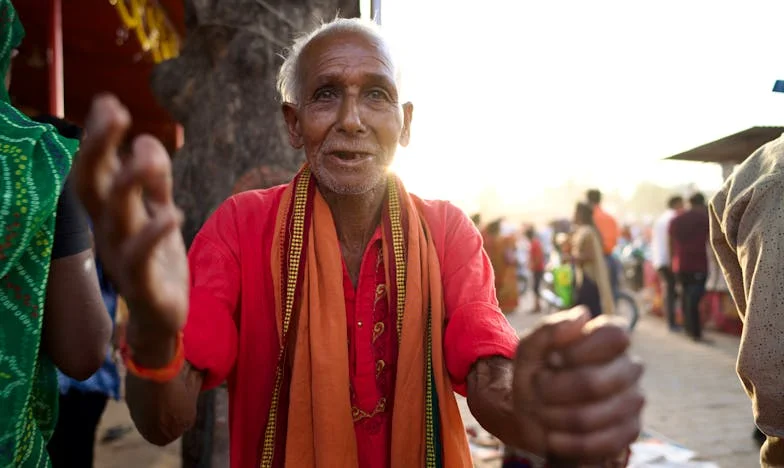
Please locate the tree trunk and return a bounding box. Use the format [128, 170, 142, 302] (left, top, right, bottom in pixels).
[150, 1, 359, 466]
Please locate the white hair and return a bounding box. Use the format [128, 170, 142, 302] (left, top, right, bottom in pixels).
[276, 17, 403, 104]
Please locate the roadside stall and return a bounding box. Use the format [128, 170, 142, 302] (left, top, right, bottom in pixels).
[11, 0, 183, 152]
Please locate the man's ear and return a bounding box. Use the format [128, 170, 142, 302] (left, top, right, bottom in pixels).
[399, 102, 413, 147]
[282, 103, 304, 149]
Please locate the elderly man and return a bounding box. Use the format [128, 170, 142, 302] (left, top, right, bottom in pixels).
[710, 133, 784, 466]
[74, 18, 642, 468]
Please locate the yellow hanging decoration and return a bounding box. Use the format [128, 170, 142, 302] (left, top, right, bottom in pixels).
[109, 0, 181, 63]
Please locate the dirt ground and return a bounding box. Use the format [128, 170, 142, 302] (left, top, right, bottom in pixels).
[94, 400, 180, 468]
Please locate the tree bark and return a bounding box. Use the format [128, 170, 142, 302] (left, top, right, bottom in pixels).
[150, 1, 359, 466]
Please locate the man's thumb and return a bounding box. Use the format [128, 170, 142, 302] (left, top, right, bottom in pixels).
[515, 307, 591, 364]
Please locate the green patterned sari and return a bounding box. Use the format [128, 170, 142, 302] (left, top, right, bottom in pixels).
[0, 1, 79, 466]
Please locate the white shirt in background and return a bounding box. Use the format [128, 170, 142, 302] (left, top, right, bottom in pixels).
[651, 209, 677, 269]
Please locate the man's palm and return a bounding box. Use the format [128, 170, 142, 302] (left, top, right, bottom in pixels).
[75, 96, 189, 333]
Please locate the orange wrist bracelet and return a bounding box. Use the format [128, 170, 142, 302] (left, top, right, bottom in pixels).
[119, 329, 185, 383]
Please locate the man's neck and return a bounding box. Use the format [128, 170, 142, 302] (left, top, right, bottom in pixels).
[319, 181, 387, 284]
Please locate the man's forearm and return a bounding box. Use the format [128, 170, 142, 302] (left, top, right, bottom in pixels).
[126, 362, 203, 446]
[125, 317, 203, 446]
[466, 356, 522, 448]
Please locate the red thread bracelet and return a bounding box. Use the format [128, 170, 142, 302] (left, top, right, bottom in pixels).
[119, 329, 185, 383]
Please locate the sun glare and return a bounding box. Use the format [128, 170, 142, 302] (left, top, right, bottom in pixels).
[381, 0, 784, 217]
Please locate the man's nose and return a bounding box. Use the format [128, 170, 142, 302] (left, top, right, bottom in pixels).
[337, 95, 367, 134]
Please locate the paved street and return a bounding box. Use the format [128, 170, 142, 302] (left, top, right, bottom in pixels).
[464, 294, 760, 467]
[628, 314, 759, 466]
[94, 401, 179, 468]
[94, 293, 760, 467]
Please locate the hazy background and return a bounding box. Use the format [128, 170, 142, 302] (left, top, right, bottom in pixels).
[365, 0, 784, 224]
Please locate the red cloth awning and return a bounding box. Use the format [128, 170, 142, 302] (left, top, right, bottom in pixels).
[11, 0, 184, 151]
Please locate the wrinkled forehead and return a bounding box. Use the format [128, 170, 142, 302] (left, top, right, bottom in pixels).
[297, 29, 399, 90]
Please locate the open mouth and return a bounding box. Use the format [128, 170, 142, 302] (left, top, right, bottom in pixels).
[332, 151, 372, 160]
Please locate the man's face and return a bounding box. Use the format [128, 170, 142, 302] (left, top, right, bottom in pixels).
[282, 30, 413, 195]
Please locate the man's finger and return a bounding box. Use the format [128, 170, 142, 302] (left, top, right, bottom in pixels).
[556, 318, 631, 367]
[131, 135, 174, 209]
[535, 355, 644, 405]
[515, 307, 591, 366]
[74, 95, 131, 218]
[537, 385, 645, 433]
[122, 206, 183, 282]
[513, 306, 592, 452]
[547, 412, 641, 460]
[106, 149, 155, 239]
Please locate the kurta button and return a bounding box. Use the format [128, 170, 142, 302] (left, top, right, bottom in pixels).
[358, 321, 363, 327]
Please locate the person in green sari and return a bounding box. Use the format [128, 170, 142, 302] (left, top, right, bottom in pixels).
[0, 2, 111, 466]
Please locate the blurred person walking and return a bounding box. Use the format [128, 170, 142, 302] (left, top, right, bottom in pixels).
[33, 115, 122, 468]
[651, 195, 684, 331]
[669, 193, 709, 341]
[482, 219, 520, 314]
[524, 227, 545, 313]
[568, 203, 615, 318]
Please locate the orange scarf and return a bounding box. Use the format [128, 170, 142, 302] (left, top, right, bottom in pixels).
[262, 166, 471, 467]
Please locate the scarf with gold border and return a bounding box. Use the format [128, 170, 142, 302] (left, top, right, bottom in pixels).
[260, 165, 472, 467]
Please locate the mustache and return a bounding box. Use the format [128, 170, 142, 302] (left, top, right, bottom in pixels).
[320, 140, 380, 155]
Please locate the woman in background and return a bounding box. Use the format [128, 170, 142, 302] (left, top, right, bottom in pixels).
[33, 115, 122, 468]
[0, 4, 110, 465]
[569, 203, 615, 318]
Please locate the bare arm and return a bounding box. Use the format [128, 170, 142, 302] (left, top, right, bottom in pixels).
[121, 304, 203, 445]
[73, 97, 195, 445]
[126, 365, 201, 445]
[42, 250, 112, 381]
[126, 363, 202, 445]
[466, 356, 519, 447]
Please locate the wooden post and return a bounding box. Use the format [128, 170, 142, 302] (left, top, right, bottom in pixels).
[47, 0, 64, 117]
[371, 0, 381, 23]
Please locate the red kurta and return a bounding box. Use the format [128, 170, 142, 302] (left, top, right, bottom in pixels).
[183, 185, 519, 468]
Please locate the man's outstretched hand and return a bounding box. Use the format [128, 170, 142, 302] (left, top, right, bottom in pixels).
[512, 308, 644, 464]
[74, 95, 189, 352]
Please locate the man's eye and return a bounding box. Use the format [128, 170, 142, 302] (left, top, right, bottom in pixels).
[314, 88, 337, 100]
[367, 89, 389, 101]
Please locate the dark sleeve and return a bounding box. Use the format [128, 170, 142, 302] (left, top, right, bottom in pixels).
[668, 217, 678, 243]
[51, 177, 91, 259]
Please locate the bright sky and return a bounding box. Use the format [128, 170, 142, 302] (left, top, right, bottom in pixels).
[369, 1, 784, 212]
